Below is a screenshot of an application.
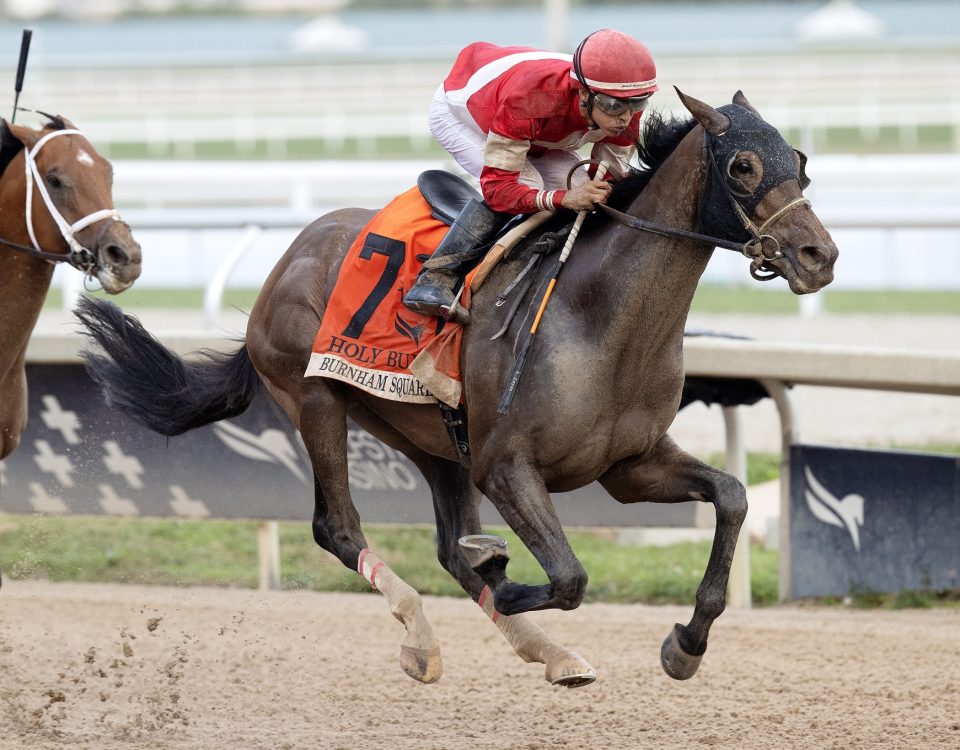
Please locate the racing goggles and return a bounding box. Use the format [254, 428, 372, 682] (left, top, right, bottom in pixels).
[592, 92, 651, 116]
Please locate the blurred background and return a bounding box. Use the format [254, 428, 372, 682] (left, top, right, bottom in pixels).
[1, 0, 958, 300]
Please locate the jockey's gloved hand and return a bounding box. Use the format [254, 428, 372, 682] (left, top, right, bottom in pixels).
[560, 179, 612, 211]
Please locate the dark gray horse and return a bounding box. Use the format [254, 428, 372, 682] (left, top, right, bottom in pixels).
[76, 90, 837, 688]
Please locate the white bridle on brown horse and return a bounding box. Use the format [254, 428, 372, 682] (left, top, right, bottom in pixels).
[19, 127, 122, 273]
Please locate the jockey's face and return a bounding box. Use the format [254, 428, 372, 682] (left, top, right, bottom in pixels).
[578, 90, 640, 137]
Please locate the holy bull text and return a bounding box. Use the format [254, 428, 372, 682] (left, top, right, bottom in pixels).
[327, 335, 416, 370]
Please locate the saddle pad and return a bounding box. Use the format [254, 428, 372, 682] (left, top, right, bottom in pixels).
[304, 186, 455, 404]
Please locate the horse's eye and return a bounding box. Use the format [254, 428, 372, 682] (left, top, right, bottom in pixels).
[46, 173, 63, 190]
[733, 160, 752, 175]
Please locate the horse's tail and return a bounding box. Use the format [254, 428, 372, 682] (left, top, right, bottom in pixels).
[75, 296, 261, 437]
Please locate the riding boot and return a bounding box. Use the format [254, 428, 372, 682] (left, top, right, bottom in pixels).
[403, 198, 507, 324]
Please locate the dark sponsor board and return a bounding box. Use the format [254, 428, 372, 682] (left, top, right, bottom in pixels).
[790, 444, 960, 598]
[0, 365, 702, 528]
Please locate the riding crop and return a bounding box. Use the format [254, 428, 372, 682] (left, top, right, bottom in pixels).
[497, 161, 609, 414]
[10, 29, 31, 123]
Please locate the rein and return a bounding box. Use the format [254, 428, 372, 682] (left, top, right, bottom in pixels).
[587, 125, 811, 282]
[0, 128, 121, 274]
[598, 197, 808, 281]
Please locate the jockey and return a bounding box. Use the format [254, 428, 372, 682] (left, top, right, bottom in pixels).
[403, 29, 658, 320]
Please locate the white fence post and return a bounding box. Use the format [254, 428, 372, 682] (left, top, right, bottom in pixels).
[203, 224, 263, 329]
[723, 406, 751, 608]
[257, 520, 281, 591]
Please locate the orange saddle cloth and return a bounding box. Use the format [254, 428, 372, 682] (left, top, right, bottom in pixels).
[304, 186, 469, 406]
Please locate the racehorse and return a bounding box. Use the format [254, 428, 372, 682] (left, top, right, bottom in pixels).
[0, 115, 141, 461]
[76, 90, 837, 687]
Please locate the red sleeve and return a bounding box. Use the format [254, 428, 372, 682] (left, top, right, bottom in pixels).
[479, 165, 567, 215]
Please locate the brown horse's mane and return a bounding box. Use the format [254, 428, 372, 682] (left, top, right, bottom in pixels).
[0, 113, 69, 180]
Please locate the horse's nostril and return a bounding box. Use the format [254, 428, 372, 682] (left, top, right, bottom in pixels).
[102, 244, 129, 265]
[798, 246, 827, 271]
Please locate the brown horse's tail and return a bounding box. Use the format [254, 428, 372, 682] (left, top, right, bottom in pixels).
[75, 296, 261, 437]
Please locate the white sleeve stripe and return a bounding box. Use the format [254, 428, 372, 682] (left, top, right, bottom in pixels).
[445, 51, 573, 107]
[483, 132, 530, 172]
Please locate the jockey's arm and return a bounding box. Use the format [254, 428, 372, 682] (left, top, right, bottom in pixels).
[590, 141, 637, 180]
[480, 132, 563, 214]
[480, 131, 612, 214]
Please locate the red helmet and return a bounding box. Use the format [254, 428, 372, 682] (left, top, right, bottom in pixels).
[572, 29, 658, 98]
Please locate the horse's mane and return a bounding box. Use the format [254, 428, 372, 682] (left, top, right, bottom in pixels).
[607, 111, 698, 210]
[0, 112, 69, 180]
[529, 111, 696, 240]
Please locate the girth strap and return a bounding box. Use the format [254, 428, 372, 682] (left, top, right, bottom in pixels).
[438, 403, 471, 467]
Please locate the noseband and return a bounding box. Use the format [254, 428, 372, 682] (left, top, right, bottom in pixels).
[0, 128, 122, 275]
[702, 131, 809, 280]
[592, 121, 810, 281]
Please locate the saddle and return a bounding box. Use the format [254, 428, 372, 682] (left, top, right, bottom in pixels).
[417, 170, 482, 226]
[305, 171, 567, 466]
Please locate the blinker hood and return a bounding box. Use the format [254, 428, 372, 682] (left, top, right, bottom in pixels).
[698, 103, 806, 243]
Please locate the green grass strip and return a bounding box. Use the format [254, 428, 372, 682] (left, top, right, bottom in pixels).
[0, 515, 780, 605]
[47, 287, 960, 316]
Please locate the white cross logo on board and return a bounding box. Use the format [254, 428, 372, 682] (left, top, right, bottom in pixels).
[40, 395, 81, 445]
[102, 441, 145, 489]
[33, 440, 74, 487]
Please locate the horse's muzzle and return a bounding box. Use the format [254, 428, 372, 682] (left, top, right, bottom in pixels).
[779, 240, 838, 294]
[95, 221, 142, 294]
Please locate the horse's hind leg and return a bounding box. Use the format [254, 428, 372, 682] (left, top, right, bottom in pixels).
[298, 382, 441, 683]
[600, 435, 747, 680]
[419, 458, 595, 686]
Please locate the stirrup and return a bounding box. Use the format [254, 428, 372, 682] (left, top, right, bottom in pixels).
[439, 302, 470, 326]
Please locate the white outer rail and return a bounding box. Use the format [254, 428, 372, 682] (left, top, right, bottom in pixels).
[83, 202, 960, 327]
[683, 338, 960, 600]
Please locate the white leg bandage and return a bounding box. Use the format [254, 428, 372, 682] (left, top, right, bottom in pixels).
[358, 549, 442, 683]
[477, 585, 596, 685]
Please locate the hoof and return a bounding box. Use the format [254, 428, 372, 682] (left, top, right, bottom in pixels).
[660, 624, 702, 681]
[550, 672, 596, 688]
[400, 644, 443, 684]
[458, 534, 508, 569]
[546, 652, 596, 688]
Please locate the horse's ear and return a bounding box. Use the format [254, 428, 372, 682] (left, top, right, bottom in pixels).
[732, 90, 760, 115]
[37, 111, 74, 131]
[0, 119, 28, 178]
[2, 119, 41, 149]
[674, 86, 730, 136]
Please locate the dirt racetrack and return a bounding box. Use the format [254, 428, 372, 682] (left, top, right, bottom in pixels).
[1, 581, 958, 749]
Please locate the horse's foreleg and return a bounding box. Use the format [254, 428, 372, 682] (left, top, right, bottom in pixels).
[298, 384, 441, 683]
[420, 459, 595, 687]
[472, 457, 588, 616]
[600, 435, 747, 680]
[0, 369, 27, 461]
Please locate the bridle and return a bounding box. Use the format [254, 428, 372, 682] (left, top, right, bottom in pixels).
[590, 126, 810, 281]
[0, 128, 121, 275]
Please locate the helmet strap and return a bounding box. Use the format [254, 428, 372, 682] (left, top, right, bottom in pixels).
[572, 33, 598, 121]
